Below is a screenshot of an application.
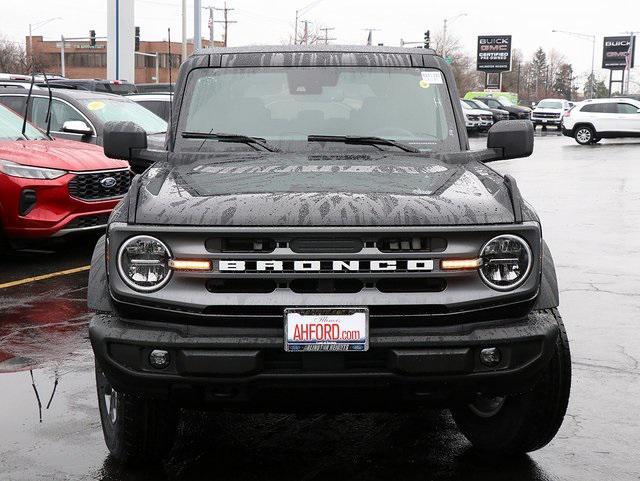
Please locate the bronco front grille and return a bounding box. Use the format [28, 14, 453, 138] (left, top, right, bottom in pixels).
[68, 169, 131, 201]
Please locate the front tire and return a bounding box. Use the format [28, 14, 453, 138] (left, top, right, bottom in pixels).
[451, 309, 571, 455]
[574, 126, 595, 145]
[95, 367, 178, 464]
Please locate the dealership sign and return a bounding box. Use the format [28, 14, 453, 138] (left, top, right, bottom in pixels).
[602, 36, 635, 70]
[477, 35, 512, 72]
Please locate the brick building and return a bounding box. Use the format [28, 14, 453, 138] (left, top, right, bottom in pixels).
[27, 35, 221, 83]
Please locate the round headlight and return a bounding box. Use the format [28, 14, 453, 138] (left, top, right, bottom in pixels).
[479, 234, 532, 291]
[117, 235, 172, 292]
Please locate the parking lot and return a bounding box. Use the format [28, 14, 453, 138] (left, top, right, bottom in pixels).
[1, 131, 639, 481]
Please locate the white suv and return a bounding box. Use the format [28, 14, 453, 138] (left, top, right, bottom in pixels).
[562, 98, 640, 144]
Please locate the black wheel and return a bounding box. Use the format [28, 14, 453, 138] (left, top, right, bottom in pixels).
[451, 309, 571, 455]
[95, 366, 178, 464]
[574, 126, 595, 145]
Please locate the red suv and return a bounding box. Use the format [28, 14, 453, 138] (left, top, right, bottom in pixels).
[0, 103, 130, 246]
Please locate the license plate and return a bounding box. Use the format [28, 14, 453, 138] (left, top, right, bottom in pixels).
[284, 308, 369, 352]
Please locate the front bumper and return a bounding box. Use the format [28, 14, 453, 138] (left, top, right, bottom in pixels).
[0, 172, 122, 239]
[90, 310, 560, 409]
[532, 117, 562, 126]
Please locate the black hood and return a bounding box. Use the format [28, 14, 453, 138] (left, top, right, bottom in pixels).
[133, 152, 516, 226]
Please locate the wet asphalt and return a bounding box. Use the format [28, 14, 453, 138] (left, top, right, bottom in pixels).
[0, 131, 639, 481]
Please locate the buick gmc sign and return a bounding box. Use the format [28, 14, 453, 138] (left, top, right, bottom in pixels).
[602, 36, 636, 70]
[477, 35, 512, 72]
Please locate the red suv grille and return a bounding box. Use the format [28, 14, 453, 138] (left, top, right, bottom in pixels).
[68, 169, 131, 201]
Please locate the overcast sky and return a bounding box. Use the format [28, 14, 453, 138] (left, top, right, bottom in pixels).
[3, 0, 639, 90]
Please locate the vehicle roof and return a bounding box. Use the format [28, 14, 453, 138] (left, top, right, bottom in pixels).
[537, 98, 567, 102]
[0, 87, 124, 101]
[196, 44, 437, 56]
[48, 78, 134, 84]
[582, 97, 640, 104]
[127, 93, 172, 100]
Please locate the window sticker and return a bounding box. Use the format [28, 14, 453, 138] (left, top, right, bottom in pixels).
[421, 71, 443, 84]
[87, 101, 105, 111]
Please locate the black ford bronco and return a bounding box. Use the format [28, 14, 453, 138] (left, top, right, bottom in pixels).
[88, 45, 570, 463]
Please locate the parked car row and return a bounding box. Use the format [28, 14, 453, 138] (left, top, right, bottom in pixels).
[0, 80, 170, 248]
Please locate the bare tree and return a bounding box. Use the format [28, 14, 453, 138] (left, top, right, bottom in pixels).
[430, 30, 482, 95]
[0, 36, 30, 74]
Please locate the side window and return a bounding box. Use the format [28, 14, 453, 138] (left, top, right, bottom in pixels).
[617, 103, 639, 114]
[31, 98, 87, 132]
[487, 100, 500, 109]
[138, 100, 171, 121]
[0, 96, 27, 117]
[602, 103, 618, 114]
[581, 104, 603, 113]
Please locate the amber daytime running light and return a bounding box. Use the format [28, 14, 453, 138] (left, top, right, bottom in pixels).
[168, 259, 213, 271]
[440, 258, 483, 270]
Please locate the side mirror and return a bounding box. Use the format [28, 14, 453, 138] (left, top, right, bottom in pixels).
[636, 108, 640, 114]
[486, 120, 534, 161]
[61, 120, 92, 136]
[103, 121, 148, 160]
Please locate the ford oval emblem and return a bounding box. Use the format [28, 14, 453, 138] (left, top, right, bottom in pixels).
[100, 177, 117, 189]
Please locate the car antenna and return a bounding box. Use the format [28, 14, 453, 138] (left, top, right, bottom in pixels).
[168, 27, 173, 134]
[21, 74, 36, 139]
[42, 72, 53, 138]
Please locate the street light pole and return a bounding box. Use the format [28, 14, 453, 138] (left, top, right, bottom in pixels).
[442, 13, 467, 57]
[552, 29, 596, 99]
[28, 17, 61, 72]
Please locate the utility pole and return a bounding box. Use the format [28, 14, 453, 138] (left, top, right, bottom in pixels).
[181, 0, 187, 61]
[442, 13, 467, 57]
[214, 2, 236, 47]
[319, 27, 335, 45]
[60, 35, 65, 77]
[303, 20, 310, 44]
[623, 31, 636, 95]
[207, 6, 214, 44]
[362, 28, 380, 46]
[294, 1, 325, 45]
[194, 0, 202, 50]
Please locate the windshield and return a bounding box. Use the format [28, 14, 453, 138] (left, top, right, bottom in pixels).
[177, 67, 459, 153]
[497, 97, 515, 107]
[0, 103, 47, 141]
[81, 98, 167, 134]
[472, 99, 491, 110]
[537, 100, 563, 109]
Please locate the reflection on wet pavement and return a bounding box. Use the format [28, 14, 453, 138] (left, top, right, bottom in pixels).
[1, 135, 640, 480]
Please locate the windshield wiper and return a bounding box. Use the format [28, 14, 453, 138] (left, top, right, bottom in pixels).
[182, 131, 280, 152]
[307, 135, 420, 153]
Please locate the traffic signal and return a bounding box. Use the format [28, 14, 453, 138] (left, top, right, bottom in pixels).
[135, 26, 140, 51]
[89, 30, 96, 47]
[424, 30, 430, 49]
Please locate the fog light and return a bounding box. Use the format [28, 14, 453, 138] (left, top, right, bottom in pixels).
[480, 347, 501, 367]
[149, 349, 170, 369]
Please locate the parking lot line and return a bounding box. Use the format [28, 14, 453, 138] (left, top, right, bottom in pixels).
[0, 266, 91, 289]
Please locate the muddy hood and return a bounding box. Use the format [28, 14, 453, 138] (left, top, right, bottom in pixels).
[134, 152, 516, 226]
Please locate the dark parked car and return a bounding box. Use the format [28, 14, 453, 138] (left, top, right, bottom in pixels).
[88, 45, 570, 464]
[474, 96, 531, 120]
[135, 82, 174, 93]
[463, 98, 509, 123]
[0, 88, 167, 150]
[43, 78, 137, 95]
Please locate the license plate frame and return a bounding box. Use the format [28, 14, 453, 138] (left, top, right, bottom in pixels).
[284, 307, 369, 352]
